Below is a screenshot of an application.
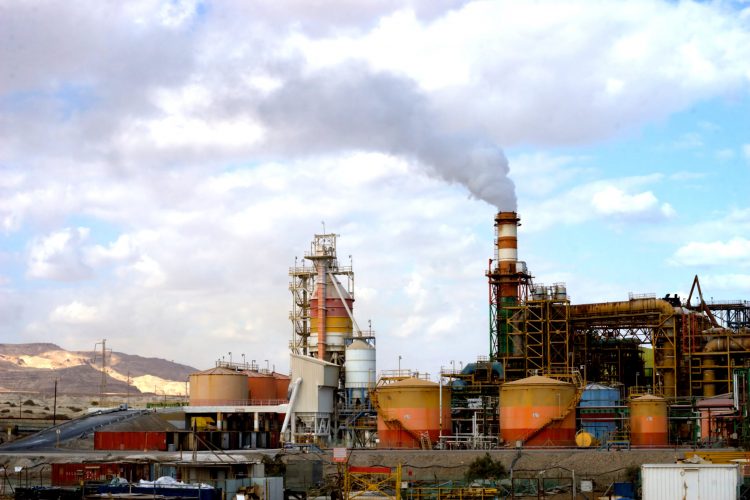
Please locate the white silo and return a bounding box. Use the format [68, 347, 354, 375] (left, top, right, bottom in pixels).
[345, 340, 376, 405]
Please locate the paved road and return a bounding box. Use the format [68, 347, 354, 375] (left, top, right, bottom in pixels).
[0, 408, 149, 451]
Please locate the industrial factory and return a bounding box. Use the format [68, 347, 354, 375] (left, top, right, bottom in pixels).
[180, 211, 750, 452]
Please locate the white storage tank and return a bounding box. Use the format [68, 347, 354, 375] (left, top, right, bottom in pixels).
[344, 339, 376, 404]
[641, 463, 740, 500]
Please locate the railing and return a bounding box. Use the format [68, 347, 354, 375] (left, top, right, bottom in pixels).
[378, 369, 431, 381]
[188, 399, 288, 406]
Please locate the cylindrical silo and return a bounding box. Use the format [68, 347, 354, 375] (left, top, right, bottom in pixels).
[246, 371, 276, 402]
[375, 378, 451, 449]
[500, 375, 577, 446]
[310, 275, 353, 362]
[189, 367, 248, 406]
[345, 340, 376, 404]
[579, 383, 620, 442]
[272, 372, 291, 400]
[629, 394, 668, 446]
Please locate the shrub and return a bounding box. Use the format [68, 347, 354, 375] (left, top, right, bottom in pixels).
[23, 399, 37, 406]
[465, 453, 506, 482]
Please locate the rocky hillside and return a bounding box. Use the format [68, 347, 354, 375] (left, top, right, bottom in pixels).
[0, 343, 197, 396]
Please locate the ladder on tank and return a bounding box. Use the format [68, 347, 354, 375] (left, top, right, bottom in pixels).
[513, 370, 585, 446]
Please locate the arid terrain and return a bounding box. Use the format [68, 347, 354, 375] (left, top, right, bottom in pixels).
[0, 343, 197, 396]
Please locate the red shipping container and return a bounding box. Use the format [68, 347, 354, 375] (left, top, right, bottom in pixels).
[94, 431, 167, 451]
[52, 463, 123, 485]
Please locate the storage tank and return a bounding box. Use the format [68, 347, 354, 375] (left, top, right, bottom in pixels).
[272, 372, 291, 400]
[375, 378, 451, 449]
[500, 375, 577, 446]
[629, 394, 668, 446]
[309, 275, 353, 359]
[189, 367, 248, 406]
[579, 383, 620, 441]
[345, 340, 376, 404]
[247, 371, 277, 402]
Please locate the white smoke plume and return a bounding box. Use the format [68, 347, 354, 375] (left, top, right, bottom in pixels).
[256, 64, 516, 210]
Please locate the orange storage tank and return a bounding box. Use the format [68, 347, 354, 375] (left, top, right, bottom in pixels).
[273, 372, 291, 400]
[629, 394, 668, 446]
[500, 375, 577, 446]
[247, 371, 277, 402]
[375, 378, 451, 449]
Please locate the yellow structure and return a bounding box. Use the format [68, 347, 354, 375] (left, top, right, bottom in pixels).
[629, 394, 668, 446]
[499, 375, 577, 446]
[374, 377, 450, 449]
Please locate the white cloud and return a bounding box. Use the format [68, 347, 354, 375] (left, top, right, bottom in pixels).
[701, 274, 750, 291]
[50, 301, 100, 324]
[26, 228, 93, 281]
[743, 144, 750, 161]
[671, 238, 750, 267]
[716, 148, 735, 161]
[2, 0, 750, 373]
[519, 173, 675, 231]
[670, 132, 703, 150]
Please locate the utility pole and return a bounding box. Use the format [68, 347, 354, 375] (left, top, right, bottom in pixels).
[52, 379, 57, 426]
[94, 339, 110, 407]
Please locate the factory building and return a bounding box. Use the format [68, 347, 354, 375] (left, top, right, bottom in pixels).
[180, 211, 750, 451]
[285, 232, 377, 447]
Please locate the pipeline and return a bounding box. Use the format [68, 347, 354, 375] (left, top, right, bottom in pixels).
[280, 377, 303, 440]
[570, 298, 676, 318]
[701, 331, 750, 397]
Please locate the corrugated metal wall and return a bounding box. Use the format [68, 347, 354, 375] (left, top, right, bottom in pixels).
[94, 431, 168, 451]
[642, 464, 740, 500]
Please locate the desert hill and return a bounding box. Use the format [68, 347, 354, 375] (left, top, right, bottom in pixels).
[0, 343, 197, 396]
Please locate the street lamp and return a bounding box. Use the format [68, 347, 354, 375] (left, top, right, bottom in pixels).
[242, 353, 246, 367]
[398, 355, 402, 374]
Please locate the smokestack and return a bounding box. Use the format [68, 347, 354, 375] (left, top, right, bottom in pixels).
[494, 211, 521, 303]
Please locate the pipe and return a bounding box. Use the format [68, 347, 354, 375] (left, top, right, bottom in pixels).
[701, 332, 750, 397]
[570, 298, 676, 318]
[439, 374, 443, 446]
[703, 337, 747, 353]
[317, 265, 326, 360]
[703, 358, 716, 398]
[280, 377, 303, 441]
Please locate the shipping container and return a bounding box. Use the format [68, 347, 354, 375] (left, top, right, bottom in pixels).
[641, 463, 740, 500]
[52, 463, 150, 486]
[94, 431, 168, 451]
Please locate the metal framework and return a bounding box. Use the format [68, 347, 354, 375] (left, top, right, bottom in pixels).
[487, 259, 532, 361]
[289, 233, 355, 360]
[289, 232, 377, 447]
[491, 276, 750, 399]
[344, 465, 401, 500]
[707, 301, 750, 330]
[499, 289, 570, 381]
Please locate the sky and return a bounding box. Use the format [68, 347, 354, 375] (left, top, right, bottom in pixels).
[1, 0, 750, 379]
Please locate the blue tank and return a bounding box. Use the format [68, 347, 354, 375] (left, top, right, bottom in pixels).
[579, 383, 620, 441]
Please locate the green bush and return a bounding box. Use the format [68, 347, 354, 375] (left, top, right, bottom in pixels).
[465, 453, 506, 482]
